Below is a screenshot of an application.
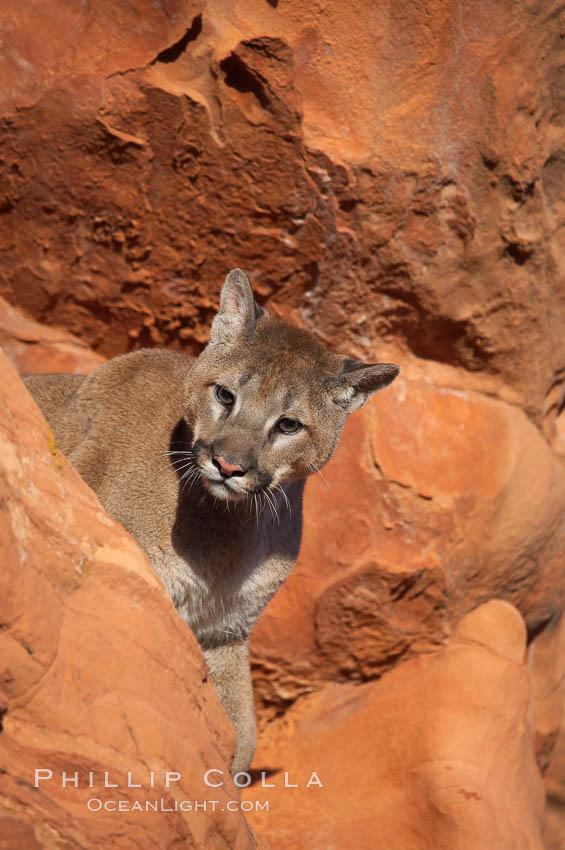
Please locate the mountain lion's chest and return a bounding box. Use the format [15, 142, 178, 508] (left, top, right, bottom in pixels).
[146, 516, 296, 648]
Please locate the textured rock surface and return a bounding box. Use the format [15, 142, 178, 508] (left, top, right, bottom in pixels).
[243, 601, 546, 850]
[2, 0, 565, 843]
[0, 350, 265, 849]
[1, 0, 564, 424]
[538, 613, 565, 849]
[545, 724, 565, 850]
[251, 372, 565, 724]
[529, 612, 565, 774]
[0, 295, 105, 375]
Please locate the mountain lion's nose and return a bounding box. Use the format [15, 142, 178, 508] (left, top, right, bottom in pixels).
[213, 455, 246, 477]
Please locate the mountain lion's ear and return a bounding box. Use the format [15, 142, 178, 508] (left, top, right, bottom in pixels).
[209, 268, 264, 344]
[326, 359, 400, 413]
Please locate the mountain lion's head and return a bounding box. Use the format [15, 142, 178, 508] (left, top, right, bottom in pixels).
[183, 269, 398, 503]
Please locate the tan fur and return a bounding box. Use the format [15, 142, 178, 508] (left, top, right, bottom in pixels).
[23, 269, 399, 773]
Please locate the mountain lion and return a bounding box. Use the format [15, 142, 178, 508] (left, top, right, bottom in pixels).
[23, 269, 399, 773]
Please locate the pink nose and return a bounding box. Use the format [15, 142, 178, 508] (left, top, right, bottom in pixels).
[214, 455, 245, 476]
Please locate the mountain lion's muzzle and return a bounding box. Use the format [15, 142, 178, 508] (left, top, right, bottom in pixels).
[192, 438, 272, 501]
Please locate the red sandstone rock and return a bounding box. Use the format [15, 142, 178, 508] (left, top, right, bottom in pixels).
[250, 372, 565, 724]
[533, 613, 565, 847]
[2, 0, 565, 840]
[243, 601, 546, 850]
[0, 350, 266, 849]
[544, 724, 565, 850]
[0, 295, 105, 375]
[0, 0, 564, 425]
[529, 613, 565, 774]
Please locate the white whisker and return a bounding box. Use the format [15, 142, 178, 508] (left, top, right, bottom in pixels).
[253, 492, 268, 525]
[265, 489, 280, 524]
[309, 462, 330, 488]
[273, 483, 291, 514]
[265, 492, 275, 522]
[158, 457, 195, 474]
[178, 465, 197, 484]
[155, 449, 195, 458]
[179, 464, 201, 497]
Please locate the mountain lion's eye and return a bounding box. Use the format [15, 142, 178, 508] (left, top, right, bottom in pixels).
[277, 417, 302, 435]
[214, 384, 235, 407]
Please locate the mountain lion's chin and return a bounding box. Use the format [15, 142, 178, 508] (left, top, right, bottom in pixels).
[202, 476, 247, 503]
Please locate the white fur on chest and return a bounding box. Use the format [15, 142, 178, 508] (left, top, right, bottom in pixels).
[147, 541, 292, 647]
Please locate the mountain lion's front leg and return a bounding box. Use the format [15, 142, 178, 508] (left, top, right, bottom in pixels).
[203, 638, 256, 775]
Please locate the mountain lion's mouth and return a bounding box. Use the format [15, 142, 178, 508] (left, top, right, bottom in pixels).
[200, 465, 248, 502]
[192, 450, 274, 506]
